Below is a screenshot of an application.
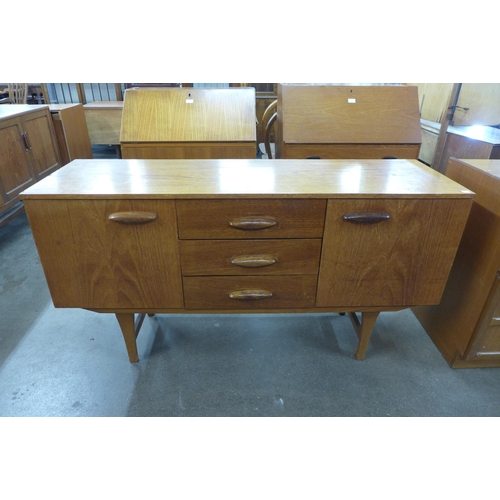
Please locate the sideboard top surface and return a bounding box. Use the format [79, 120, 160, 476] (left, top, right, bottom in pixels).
[20, 159, 474, 200]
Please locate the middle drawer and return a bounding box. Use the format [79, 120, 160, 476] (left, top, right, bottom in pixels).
[180, 239, 322, 276]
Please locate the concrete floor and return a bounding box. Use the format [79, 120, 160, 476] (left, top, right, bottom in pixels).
[2, 208, 500, 417]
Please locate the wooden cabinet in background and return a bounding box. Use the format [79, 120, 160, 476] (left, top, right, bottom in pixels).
[83, 101, 123, 146]
[49, 104, 92, 165]
[414, 158, 500, 367]
[120, 88, 257, 159]
[276, 84, 422, 160]
[0, 105, 61, 226]
[21, 159, 473, 363]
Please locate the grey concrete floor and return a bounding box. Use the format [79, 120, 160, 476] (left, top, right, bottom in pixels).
[2, 208, 500, 417]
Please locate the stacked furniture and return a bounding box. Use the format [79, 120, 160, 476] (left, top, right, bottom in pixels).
[119, 87, 257, 159]
[276, 84, 421, 160]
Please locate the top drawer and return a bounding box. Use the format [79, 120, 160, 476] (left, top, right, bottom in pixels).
[176, 199, 326, 239]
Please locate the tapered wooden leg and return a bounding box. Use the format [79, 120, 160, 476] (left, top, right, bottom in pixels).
[348, 311, 380, 360]
[115, 313, 139, 362]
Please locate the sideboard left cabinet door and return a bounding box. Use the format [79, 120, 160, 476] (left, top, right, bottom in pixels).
[23, 199, 184, 310]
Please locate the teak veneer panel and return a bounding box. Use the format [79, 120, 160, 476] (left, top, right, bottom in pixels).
[179, 239, 322, 276]
[176, 199, 326, 239]
[317, 198, 473, 307]
[23, 199, 183, 310]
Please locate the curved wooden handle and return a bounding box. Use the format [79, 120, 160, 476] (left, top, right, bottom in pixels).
[228, 289, 273, 300]
[108, 211, 158, 224]
[230, 255, 278, 268]
[229, 217, 277, 230]
[342, 212, 390, 224]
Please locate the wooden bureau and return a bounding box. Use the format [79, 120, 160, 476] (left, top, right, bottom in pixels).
[120, 88, 257, 159]
[414, 158, 500, 367]
[20, 159, 473, 362]
[276, 84, 422, 160]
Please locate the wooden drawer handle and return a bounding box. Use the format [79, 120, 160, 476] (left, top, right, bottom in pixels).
[228, 289, 273, 300]
[230, 255, 278, 268]
[229, 217, 277, 230]
[108, 211, 158, 224]
[342, 212, 390, 224]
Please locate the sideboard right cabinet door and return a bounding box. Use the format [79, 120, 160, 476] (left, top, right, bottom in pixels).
[316, 198, 472, 308]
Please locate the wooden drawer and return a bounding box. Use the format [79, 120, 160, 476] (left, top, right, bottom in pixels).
[180, 239, 321, 276]
[183, 276, 318, 309]
[176, 199, 326, 239]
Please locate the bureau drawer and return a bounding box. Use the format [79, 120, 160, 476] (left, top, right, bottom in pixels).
[179, 239, 321, 276]
[183, 276, 318, 309]
[176, 199, 326, 239]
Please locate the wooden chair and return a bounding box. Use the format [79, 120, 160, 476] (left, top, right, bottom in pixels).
[259, 99, 277, 159]
[7, 83, 28, 104]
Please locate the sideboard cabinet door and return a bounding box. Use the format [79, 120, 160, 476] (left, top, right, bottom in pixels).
[23, 109, 61, 179]
[316, 198, 472, 308]
[0, 116, 35, 204]
[23, 199, 184, 310]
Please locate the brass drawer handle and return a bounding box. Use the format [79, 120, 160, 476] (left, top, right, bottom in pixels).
[229, 217, 277, 230]
[228, 289, 273, 300]
[108, 211, 158, 224]
[230, 255, 278, 268]
[342, 212, 391, 224]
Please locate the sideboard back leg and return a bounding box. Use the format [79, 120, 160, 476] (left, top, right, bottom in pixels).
[115, 313, 144, 362]
[348, 312, 380, 360]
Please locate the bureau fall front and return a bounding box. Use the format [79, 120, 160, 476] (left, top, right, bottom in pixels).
[20, 159, 474, 362]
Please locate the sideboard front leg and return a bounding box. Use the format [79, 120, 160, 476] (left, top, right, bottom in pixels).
[348, 311, 380, 360]
[115, 313, 141, 362]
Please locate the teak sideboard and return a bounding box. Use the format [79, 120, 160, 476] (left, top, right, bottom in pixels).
[0, 104, 61, 226]
[120, 88, 257, 159]
[276, 84, 422, 160]
[20, 159, 473, 362]
[414, 158, 500, 367]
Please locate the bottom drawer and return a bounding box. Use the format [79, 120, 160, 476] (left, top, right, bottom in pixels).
[183, 276, 317, 310]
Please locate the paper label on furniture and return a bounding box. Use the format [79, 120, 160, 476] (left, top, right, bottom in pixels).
[348, 98, 356, 103]
[186, 99, 194, 104]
